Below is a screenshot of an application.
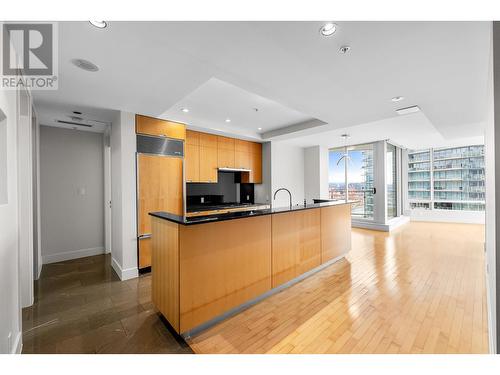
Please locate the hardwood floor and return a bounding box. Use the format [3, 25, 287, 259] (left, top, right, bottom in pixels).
[22, 255, 192, 354]
[23, 222, 488, 354]
[187, 222, 489, 354]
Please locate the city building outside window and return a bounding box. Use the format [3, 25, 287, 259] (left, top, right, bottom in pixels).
[408, 145, 485, 212]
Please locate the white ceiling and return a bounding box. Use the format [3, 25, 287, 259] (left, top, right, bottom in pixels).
[278, 111, 485, 150]
[33, 21, 491, 147]
[160, 78, 319, 139]
[36, 101, 115, 133]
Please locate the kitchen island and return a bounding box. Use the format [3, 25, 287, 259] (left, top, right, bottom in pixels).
[149, 201, 354, 336]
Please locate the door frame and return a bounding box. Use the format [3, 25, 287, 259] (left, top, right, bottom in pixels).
[104, 127, 112, 254]
[17, 79, 34, 307]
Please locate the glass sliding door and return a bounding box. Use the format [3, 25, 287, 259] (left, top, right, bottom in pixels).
[328, 143, 375, 220]
[328, 148, 347, 201]
[348, 144, 374, 219]
[386, 143, 398, 219]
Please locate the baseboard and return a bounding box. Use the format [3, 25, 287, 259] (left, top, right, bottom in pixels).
[111, 257, 138, 281]
[42, 246, 105, 264]
[36, 262, 42, 279]
[485, 263, 497, 354]
[11, 332, 22, 354]
[352, 216, 410, 232]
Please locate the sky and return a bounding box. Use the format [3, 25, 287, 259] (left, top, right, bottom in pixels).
[329, 150, 366, 184]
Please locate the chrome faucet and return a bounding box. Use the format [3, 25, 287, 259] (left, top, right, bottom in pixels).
[273, 188, 292, 209]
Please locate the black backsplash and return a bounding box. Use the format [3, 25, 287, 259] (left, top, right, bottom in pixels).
[240, 183, 255, 204]
[187, 171, 239, 203]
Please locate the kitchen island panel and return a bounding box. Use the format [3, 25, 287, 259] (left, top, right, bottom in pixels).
[320, 204, 352, 263]
[151, 216, 180, 332]
[179, 215, 272, 332]
[271, 209, 321, 287]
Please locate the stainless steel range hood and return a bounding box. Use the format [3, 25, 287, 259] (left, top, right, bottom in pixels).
[218, 167, 251, 172]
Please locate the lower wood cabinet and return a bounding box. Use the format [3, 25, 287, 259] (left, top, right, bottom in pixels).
[138, 237, 152, 270]
[320, 204, 352, 263]
[271, 209, 321, 287]
[179, 216, 272, 332]
[151, 204, 352, 335]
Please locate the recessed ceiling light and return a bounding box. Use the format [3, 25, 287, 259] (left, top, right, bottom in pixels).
[339, 45, 351, 54]
[391, 96, 404, 102]
[396, 105, 420, 115]
[181, 108, 189, 113]
[257, 127, 262, 131]
[225, 118, 231, 123]
[319, 22, 337, 37]
[71, 58, 99, 72]
[89, 21, 107, 29]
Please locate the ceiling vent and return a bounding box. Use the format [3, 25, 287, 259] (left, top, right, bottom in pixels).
[396, 105, 420, 115]
[71, 58, 99, 72]
[57, 120, 93, 128]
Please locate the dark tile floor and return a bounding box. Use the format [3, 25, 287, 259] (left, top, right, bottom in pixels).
[22, 254, 193, 354]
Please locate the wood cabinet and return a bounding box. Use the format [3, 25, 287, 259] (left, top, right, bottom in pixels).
[320, 204, 352, 263]
[184, 130, 262, 184]
[185, 130, 200, 183]
[199, 133, 218, 183]
[137, 154, 184, 234]
[234, 139, 252, 170]
[136, 114, 186, 140]
[179, 215, 272, 332]
[138, 237, 152, 269]
[217, 136, 235, 168]
[271, 209, 321, 287]
[242, 142, 262, 184]
[151, 203, 352, 335]
[151, 217, 180, 332]
[185, 131, 218, 183]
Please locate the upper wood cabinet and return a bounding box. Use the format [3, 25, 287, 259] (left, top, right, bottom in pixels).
[186, 129, 199, 145]
[185, 130, 262, 184]
[234, 139, 252, 170]
[198, 133, 218, 183]
[217, 136, 235, 169]
[185, 130, 200, 183]
[242, 142, 263, 183]
[136, 114, 186, 140]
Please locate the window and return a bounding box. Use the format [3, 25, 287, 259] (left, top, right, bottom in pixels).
[386, 143, 397, 219]
[408, 145, 485, 212]
[329, 143, 374, 219]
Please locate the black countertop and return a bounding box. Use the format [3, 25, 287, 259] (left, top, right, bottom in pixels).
[150, 200, 356, 226]
[186, 202, 268, 213]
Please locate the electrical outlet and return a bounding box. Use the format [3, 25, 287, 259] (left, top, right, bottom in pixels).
[246, 195, 250, 201]
[200, 197, 205, 203]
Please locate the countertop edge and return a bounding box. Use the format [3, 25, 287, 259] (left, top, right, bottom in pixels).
[149, 200, 357, 226]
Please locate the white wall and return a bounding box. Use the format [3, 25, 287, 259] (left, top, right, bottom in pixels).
[270, 142, 305, 208]
[110, 111, 138, 280]
[304, 146, 329, 203]
[39, 126, 105, 264]
[0, 85, 23, 353]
